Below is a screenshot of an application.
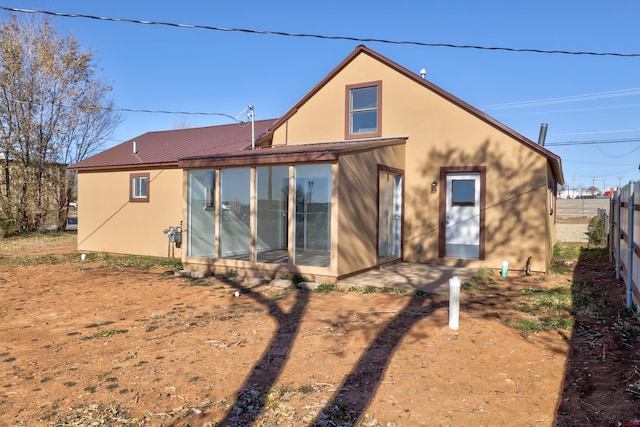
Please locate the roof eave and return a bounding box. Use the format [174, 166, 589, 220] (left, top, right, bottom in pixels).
[179, 137, 407, 168]
[68, 161, 180, 173]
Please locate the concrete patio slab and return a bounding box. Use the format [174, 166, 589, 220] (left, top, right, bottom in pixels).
[336, 263, 479, 295]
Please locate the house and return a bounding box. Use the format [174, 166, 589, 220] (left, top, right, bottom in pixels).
[69, 45, 564, 281]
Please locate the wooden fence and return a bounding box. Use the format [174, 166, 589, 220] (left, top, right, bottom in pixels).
[610, 181, 640, 314]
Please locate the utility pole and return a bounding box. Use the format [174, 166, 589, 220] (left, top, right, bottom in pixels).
[618, 176, 623, 189]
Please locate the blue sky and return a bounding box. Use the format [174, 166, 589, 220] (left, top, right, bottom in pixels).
[0, 1, 638, 191]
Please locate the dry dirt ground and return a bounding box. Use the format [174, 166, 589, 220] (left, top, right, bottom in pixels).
[0, 219, 638, 426]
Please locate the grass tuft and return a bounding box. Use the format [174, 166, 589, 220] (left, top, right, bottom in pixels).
[313, 283, 336, 293]
[462, 268, 496, 293]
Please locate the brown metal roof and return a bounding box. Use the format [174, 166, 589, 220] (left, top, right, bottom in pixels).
[68, 119, 277, 171]
[179, 137, 407, 168]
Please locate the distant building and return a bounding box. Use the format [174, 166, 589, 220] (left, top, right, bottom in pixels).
[559, 190, 581, 199]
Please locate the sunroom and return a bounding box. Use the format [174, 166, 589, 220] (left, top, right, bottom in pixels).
[178, 138, 406, 282]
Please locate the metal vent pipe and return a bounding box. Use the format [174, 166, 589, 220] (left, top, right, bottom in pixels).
[538, 123, 548, 146]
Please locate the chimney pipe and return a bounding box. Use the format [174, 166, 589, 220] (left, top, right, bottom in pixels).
[537, 123, 548, 146]
[133, 140, 137, 154]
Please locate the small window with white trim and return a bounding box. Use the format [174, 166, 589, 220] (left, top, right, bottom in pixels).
[130, 173, 149, 202]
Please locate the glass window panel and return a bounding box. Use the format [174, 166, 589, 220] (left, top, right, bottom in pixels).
[378, 173, 390, 256]
[378, 172, 402, 259]
[256, 166, 289, 264]
[350, 86, 378, 134]
[294, 164, 331, 267]
[133, 176, 147, 198]
[351, 86, 378, 110]
[188, 170, 215, 257]
[351, 110, 378, 134]
[452, 179, 475, 207]
[220, 168, 251, 260]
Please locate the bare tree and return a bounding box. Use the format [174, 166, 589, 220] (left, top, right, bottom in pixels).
[0, 16, 120, 234]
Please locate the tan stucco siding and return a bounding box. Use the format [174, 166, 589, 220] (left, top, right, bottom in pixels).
[337, 144, 405, 277]
[77, 169, 183, 257]
[272, 55, 405, 145]
[272, 52, 555, 271]
[545, 164, 559, 269]
[401, 122, 551, 272]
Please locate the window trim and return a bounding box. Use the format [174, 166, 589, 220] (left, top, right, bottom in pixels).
[130, 172, 150, 203]
[438, 166, 486, 260]
[345, 80, 382, 140]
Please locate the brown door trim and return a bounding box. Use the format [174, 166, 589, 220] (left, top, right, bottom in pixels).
[438, 166, 486, 259]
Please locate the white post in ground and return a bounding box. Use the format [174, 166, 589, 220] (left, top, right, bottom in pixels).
[449, 276, 461, 330]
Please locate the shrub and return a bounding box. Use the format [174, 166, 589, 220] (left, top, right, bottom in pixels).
[588, 215, 607, 246]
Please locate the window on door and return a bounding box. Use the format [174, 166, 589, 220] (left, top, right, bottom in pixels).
[451, 180, 476, 207]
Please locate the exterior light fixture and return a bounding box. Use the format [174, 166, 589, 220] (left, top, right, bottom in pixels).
[431, 181, 438, 193]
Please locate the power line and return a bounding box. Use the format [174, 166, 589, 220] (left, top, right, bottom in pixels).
[494, 103, 640, 116]
[546, 137, 640, 146]
[3, 96, 252, 122]
[554, 128, 640, 137]
[594, 144, 640, 158]
[101, 105, 247, 123]
[1, 5, 639, 58]
[481, 88, 640, 110]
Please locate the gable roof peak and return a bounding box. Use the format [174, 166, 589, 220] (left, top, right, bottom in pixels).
[268, 45, 563, 184]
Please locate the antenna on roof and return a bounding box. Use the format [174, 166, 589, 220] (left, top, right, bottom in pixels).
[248, 105, 255, 150]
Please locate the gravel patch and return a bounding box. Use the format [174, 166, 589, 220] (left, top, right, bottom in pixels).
[558, 223, 590, 243]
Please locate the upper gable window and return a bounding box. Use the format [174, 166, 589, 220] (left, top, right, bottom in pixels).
[346, 81, 382, 139]
[130, 173, 149, 202]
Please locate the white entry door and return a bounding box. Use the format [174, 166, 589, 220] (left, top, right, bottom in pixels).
[445, 172, 481, 259]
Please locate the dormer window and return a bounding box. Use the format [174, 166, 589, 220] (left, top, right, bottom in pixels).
[346, 81, 382, 139]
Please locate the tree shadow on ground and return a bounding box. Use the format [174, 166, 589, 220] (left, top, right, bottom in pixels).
[206, 271, 450, 426]
[210, 281, 311, 426]
[310, 291, 448, 425]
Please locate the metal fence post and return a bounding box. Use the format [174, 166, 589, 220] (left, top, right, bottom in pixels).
[609, 196, 614, 262]
[627, 182, 634, 308]
[616, 191, 622, 280]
